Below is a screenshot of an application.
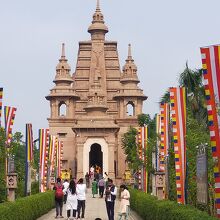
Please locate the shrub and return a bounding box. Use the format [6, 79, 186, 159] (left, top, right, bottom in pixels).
[0, 191, 54, 220]
[129, 188, 217, 220]
[31, 181, 40, 195]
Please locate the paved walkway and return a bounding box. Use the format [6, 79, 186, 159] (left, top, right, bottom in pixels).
[37, 188, 142, 220]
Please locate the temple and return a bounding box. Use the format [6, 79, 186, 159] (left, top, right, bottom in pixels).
[46, 1, 147, 180]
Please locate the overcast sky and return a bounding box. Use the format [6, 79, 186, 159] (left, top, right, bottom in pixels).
[1, 0, 220, 139]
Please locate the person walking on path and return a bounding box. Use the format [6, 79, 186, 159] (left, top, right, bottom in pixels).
[105, 179, 117, 220]
[85, 172, 90, 188]
[53, 177, 64, 218]
[92, 178, 98, 198]
[63, 179, 69, 204]
[63, 179, 78, 220]
[76, 178, 86, 219]
[98, 177, 105, 198]
[118, 185, 130, 220]
[103, 172, 108, 181]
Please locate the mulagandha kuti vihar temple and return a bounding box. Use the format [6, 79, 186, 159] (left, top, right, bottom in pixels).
[46, 1, 147, 181]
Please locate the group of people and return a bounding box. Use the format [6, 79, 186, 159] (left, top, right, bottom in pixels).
[54, 177, 86, 219]
[53, 175, 130, 220]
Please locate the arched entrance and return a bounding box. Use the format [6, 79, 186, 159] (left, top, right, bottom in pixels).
[83, 138, 108, 176]
[89, 143, 103, 173]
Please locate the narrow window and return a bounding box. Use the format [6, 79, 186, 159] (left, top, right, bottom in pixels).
[59, 102, 66, 116]
[126, 101, 134, 116]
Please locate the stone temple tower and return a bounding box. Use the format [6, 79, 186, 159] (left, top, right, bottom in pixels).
[46, 1, 147, 180]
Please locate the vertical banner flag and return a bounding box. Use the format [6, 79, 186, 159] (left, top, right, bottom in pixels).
[56, 141, 63, 178]
[25, 123, 34, 196]
[39, 129, 49, 192]
[159, 103, 169, 172]
[200, 45, 220, 217]
[170, 87, 187, 205]
[0, 88, 3, 127]
[48, 135, 57, 179]
[156, 114, 161, 171]
[138, 127, 148, 192]
[26, 124, 34, 162]
[4, 106, 17, 145]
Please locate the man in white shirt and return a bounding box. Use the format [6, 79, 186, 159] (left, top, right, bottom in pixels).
[62, 179, 69, 204]
[105, 179, 117, 220]
[76, 178, 86, 219]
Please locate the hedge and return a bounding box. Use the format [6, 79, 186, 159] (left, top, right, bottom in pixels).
[129, 188, 217, 220]
[0, 191, 54, 220]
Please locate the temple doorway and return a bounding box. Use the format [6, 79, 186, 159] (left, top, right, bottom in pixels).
[83, 138, 108, 176]
[89, 143, 103, 173]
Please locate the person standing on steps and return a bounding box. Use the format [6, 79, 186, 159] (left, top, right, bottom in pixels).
[105, 179, 117, 220]
[63, 179, 78, 220]
[76, 178, 86, 220]
[53, 177, 64, 219]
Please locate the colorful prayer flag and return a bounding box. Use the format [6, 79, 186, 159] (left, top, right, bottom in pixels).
[170, 87, 187, 204]
[200, 45, 220, 217]
[159, 103, 169, 172]
[4, 106, 17, 145]
[138, 127, 148, 192]
[156, 113, 161, 171]
[0, 88, 3, 127]
[39, 128, 49, 192]
[25, 123, 34, 196]
[26, 124, 34, 162]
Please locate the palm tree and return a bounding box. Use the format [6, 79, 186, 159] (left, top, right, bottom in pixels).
[160, 90, 170, 103]
[178, 63, 207, 124]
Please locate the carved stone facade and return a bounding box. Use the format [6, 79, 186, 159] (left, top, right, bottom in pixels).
[46, 1, 147, 180]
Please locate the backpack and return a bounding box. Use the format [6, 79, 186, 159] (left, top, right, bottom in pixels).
[55, 184, 64, 199]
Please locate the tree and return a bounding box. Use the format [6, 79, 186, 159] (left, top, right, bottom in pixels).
[179, 63, 207, 124]
[121, 127, 142, 172]
[137, 114, 150, 127]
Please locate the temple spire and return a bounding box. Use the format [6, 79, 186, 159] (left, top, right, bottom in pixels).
[96, 0, 100, 12]
[121, 44, 139, 84]
[61, 43, 65, 60]
[126, 44, 134, 62]
[55, 43, 71, 82]
[128, 44, 132, 60]
[88, 0, 108, 40]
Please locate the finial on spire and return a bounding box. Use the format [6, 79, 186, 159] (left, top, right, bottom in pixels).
[96, 0, 101, 12]
[61, 43, 65, 59]
[128, 44, 132, 59]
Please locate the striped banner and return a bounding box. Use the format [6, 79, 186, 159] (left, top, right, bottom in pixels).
[26, 124, 34, 162]
[0, 88, 3, 127]
[39, 129, 49, 192]
[138, 127, 148, 192]
[4, 106, 17, 145]
[159, 103, 169, 172]
[156, 114, 161, 171]
[48, 135, 57, 178]
[56, 141, 63, 178]
[25, 123, 34, 195]
[170, 87, 187, 204]
[200, 45, 220, 217]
